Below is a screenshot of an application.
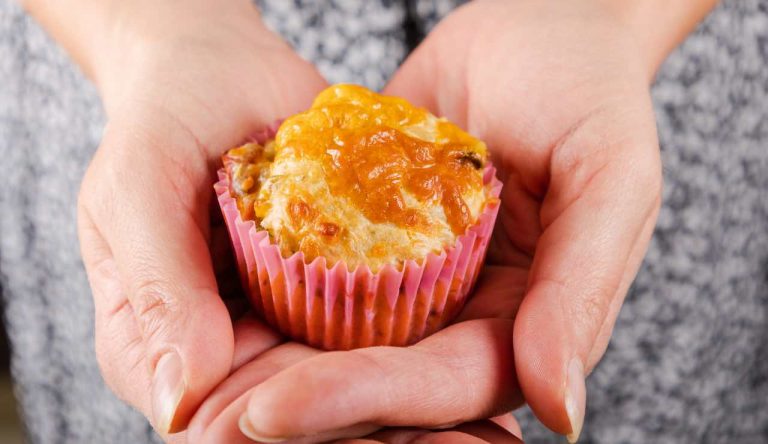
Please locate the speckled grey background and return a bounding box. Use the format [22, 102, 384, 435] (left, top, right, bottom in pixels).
[1, 0, 766, 443]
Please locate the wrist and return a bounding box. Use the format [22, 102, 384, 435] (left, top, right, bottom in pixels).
[91, 0, 265, 106]
[597, 0, 719, 79]
[22, 0, 122, 78]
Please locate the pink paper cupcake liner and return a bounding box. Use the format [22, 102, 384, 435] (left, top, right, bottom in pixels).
[215, 136, 502, 351]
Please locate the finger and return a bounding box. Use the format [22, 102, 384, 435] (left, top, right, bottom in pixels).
[408, 432, 490, 444]
[586, 204, 659, 367]
[381, 41, 436, 110]
[196, 346, 381, 444]
[240, 422, 380, 444]
[513, 105, 661, 441]
[210, 221, 244, 302]
[187, 342, 318, 443]
[337, 440, 382, 444]
[486, 174, 541, 267]
[239, 319, 522, 442]
[165, 432, 188, 444]
[381, 7, 474, 125]
[451, 420, 523, 444]
[81, 114, 236, 434]
[230, 313, 284, 372]
[80, 211, 151, 410]
[360, 418, 523, 444]
[456, 266, 527, 322]
[490, 414, 523, 440]
[361, 430, 491, 444]
[361, 429, 427, 443]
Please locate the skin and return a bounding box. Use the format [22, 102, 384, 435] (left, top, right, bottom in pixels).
[22, 0, 717, 442]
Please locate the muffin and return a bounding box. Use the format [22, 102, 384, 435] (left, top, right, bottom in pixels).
[216, 84, 502, 350]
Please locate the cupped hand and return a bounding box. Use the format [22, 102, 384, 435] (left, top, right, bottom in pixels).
[188, 0, 663, 442]
[384, 0, 662, 439]
[186, 266, 526, 443]
[76, 1, 327, 438]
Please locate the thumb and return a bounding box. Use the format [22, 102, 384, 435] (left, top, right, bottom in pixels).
[513, 105, 661, 442]
[382, 19, 470, 126]
[80, 112, 235, 434]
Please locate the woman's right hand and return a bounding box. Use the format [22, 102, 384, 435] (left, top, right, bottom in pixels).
[75, 0, 327, 437]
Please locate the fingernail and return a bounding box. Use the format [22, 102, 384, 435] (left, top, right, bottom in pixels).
[565, 358, 586, 443]
[238, 412, 286, 443]
[152, 351, 186, 434]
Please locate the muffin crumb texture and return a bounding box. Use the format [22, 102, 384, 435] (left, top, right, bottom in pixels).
[224, 84, 491, 271]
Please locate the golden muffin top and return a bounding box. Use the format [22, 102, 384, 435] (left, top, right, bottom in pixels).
[225, 84, 491, 271]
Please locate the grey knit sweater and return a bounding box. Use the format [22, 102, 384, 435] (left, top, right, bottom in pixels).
[1, 1, 766, 443]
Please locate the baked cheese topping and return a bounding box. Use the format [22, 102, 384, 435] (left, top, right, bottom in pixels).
[224, 84, 490, 271]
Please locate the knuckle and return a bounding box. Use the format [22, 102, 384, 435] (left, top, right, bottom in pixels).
[549, 112, 608, 179]
[570, 282, 613, 338]
[131, 279, 183, 341]
[580, 288, 608, 325]
[537, 277, 613, 342]
[550, 141, 605, 187]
